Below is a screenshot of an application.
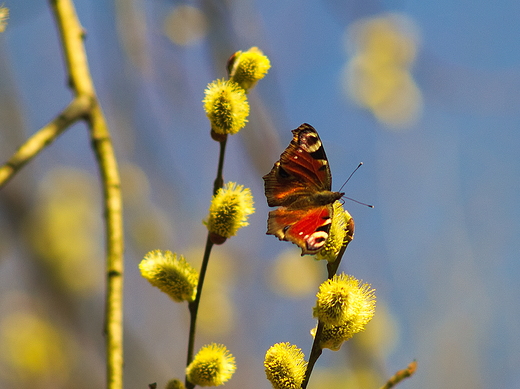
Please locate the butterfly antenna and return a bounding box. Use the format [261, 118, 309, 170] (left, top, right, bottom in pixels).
[339, 162, 374, 208]
[338, 162, 363, 192]
[342, 196, 374, 208]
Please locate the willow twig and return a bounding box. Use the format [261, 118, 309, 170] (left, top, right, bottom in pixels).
[301, 226, 354, 389]
[185, 136, 227, 389]
[301, 320, 324, 389]
[49, 1, 124, 389]
[185, 234, 214, 389]
[379, 360, 417, 389]
[212, 135, 227, 194]
[1, 10, 124, 388]
[0, 95, 91, 189]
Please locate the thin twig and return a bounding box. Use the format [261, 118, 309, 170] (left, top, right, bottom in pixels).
[213, 136, 227, 195]
[302, 224, 354, 389]
[185, 234, 214, 389]
[379, 360, 418, 389]
[49, 1, 124, 389]
[185, 137, 227, 389]
[326, 240, 348, 278]
[301, 320, 324, 389]
[0, 95, 91, 189]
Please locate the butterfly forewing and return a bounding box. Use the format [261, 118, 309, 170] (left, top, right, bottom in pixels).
[263, 124, 332, 207]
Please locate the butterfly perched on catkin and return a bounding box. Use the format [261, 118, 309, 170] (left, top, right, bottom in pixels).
[263, 123, 344, 255]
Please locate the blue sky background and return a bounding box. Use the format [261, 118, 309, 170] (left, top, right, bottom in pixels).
[1, 1, 520, 388]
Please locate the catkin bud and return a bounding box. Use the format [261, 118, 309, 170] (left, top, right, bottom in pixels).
[203, 79, 249, 136]
[204, 182, 255, 244]
[228, 47, 271, 91]
[139, 250, 198, 302]
[264, 342, 307, 389]
[186, 343, 236, 387]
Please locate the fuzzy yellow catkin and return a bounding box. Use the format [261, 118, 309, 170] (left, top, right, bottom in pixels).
[139, 250, 198, 302]
[264, 342, 307, 389]
[204, 182, 255, 244]
[315, 201, 354, 261]
[228, 47, 271, 91]
[165, 378, 185, 389]
[186, 343, 236, 387]
[203, 79, 250, 135]
[312, 274, 376, 350]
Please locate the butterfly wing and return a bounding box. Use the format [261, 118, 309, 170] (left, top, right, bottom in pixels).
[267, 205, 333, 255]
[263, 123, 332, 207]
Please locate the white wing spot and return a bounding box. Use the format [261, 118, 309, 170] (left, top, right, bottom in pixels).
[306, 231, 328, 251]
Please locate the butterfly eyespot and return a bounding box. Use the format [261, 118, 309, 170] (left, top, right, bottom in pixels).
[277, 166, 290, 178]
[299, 132, 322, 153]
[306, 231, 328, 251]
[307, 136, 318, 145]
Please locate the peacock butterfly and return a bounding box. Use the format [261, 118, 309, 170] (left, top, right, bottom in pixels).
[263, 123, 344, 255]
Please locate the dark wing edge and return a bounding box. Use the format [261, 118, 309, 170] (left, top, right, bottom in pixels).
[263, 123, 333, 207]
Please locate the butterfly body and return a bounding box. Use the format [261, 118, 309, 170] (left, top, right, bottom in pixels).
[263, 123, 343, 255]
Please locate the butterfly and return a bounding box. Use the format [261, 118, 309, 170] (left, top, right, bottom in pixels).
[263, 123, 344, 255]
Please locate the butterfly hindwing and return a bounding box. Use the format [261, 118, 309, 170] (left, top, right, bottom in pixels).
[267, 205, 333, 255]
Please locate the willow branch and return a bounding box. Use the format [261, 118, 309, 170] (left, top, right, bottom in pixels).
[379, 360, 417, 389]
[49, 1, 124, 389]
[0, 95, 91, 189]
[212, 135, 227, 194]
[90, 100, 124, 389]
[301, 320, 324, 389]
[185, 234, 214, 389]
[185, 137, 227, 389]
[302, 223, 355, 389]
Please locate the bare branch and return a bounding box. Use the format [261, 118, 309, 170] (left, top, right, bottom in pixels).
[380, 360, 418, 389]
[0, 95, 91, 188]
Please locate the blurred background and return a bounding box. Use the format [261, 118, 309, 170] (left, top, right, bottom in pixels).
[1, 1, 519, 388]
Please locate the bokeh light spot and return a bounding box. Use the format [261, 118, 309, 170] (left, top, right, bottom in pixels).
[25, 168, 103, 294]
[163, 5, 208, 46]
[343, 13, 423, 130]
[185, 247, 236, 335]
[0, 311, 74, 386]
[268, 248, 323, 298]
